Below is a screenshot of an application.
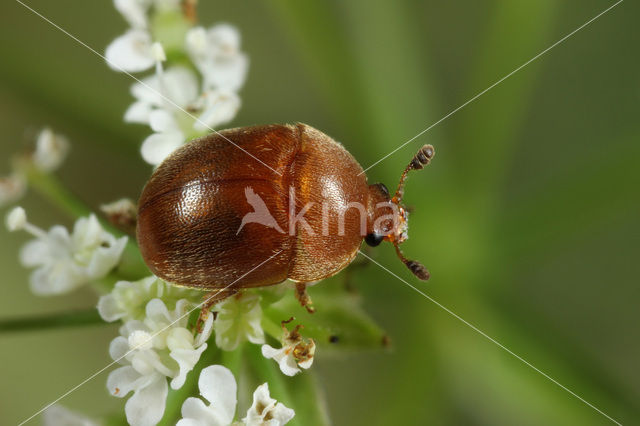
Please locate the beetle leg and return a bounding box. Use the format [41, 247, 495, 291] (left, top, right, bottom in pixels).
[294, 282, 315, 314]
[196, 288, 239, 331]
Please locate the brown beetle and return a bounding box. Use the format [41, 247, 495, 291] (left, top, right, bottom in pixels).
[137, 123, 433, 312]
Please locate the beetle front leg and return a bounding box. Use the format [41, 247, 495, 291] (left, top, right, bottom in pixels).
[294, 282, 315, 314]
[197, 288, 239, 331]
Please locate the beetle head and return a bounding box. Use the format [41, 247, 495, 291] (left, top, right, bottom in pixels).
[365, 144, 434, 281]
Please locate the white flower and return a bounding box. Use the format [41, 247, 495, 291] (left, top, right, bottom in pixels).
[213, 292, 264, 351]
[106, 29, 155, 73]
[108, 298, 213, 426]
[5, 206, 27, 232]
[185, 24, 249, 92]
[177, 365, 237, 426]
[6, 209, 127, 295]
[193, 89, 241, 132]
[98, 275, 199, 322]
[100, 197, 138, 230]
[114, 0, 151, 29]
[124, 66, 199, 124]
[0, 173, 27, 207]
[140, 109, 185, 165]
[261, 323, 315, 377]
[242, 383, 295, 426]
[32, 128, 70, 172]
[42, 404, 100, 426]
[177, 365, 294, 426]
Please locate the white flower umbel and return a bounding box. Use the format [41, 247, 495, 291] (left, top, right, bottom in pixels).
[0, 173, 27, 207]
[42, 404, 100, 426]
[185, 25, 249, 92]
[261, 322, 315, 377]
[177, 365, 294, 426]
[5, 208, 127, 295]
[213, 292, 264, 351]
[108, 298, 213, 426]
[98, 275, 199, 322]
[242, 383, 295, 426]
[32, 127, 70, 173]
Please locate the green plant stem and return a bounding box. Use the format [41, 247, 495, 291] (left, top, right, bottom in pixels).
[261, 316, 283, 341]
[27, 168, 91, 219]
[0, 309, 106, 333]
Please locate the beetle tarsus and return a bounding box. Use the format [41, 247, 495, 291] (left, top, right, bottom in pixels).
[294, 282, 315, 314]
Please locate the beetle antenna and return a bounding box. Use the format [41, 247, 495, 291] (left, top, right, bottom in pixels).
[393, 144, 435, 204]
[393, 241, 430, 281]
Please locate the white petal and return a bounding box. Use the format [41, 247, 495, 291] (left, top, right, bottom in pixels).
[194, 91, 240, 132]
[29, 264, 83, 296]
[207, 24, 242, 54]
[6, 206, 26, 232]
[261, 345, 300, 377]
[169, 344, 207, 389]
[106, 365, 142, 398]
[0, 173, 27, 207]
[42, 404, 99, 426]
[71, 214, 103, 248]
[130, 66, 199, 109]
[197, 365, 237, 422]
[114, 0, 150, 29]
[201, 54, 249, 92]
[105, 29, 154, 73]
[149, 109, 179, 133]
[124, 100, 154, 124]
[33, 128, 69, 172]
[19, 239, 48, 267]
[141, 131, 184, 165]
[98, 294, 124, 322]
[145, 297, 172, 325]
[124, 374, 168, 426]
[109, 336, 130, 362]
[163, 67, 199, 108]
[176, 417, 206, 426]
[185, 27, 208, 57]
[86, 235, 128, 279]
[194, 311, 214, 347]
[179, 397, 228, 426]
[265, 403, 295, 425]
[244, 383, 294, 426]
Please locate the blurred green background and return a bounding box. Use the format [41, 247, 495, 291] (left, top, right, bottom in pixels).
[1, 0, 638, 424]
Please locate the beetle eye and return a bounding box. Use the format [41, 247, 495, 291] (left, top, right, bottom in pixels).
[365, 233, 384, 247]
[376, 183, 389, 197]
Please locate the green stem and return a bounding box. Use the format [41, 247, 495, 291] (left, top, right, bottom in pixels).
[0, 309, 106, 333]
[27, 168, 90, 219]
[261, 316, 283, 342]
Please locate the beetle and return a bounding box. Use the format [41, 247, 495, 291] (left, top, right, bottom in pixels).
[137, 123, 434, 312]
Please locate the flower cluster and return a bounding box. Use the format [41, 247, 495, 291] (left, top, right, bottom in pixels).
[6, 207, 127, 295]
[177, 365, 294, 426]
[107, 298, 213, 426]
[0, 2, 359, 425]
[105, 0, 248, 166]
